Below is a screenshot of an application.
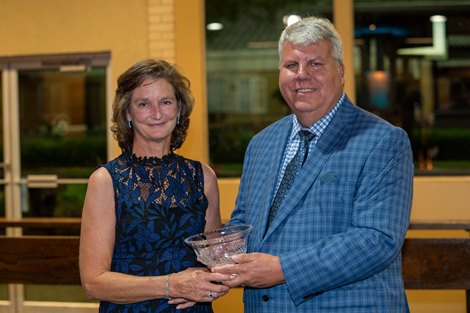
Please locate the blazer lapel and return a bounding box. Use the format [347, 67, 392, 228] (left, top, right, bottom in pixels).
[262, 99, 355, 241]
[251, 117, 293, 248]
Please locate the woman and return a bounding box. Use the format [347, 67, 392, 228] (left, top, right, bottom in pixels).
[79, 59, 231, 312]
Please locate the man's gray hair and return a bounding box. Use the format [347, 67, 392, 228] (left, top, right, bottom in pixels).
[278, 16, 344, 66]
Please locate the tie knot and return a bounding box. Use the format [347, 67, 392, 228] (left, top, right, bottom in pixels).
[299, 130, 314, 142]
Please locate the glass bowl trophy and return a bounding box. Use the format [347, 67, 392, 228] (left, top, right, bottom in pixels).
[185, 224, 253, 267]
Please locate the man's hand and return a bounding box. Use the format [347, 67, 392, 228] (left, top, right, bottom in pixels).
[212, 253, 285, 288]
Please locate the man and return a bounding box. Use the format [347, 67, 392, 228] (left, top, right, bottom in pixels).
[213, 16, 413, 312]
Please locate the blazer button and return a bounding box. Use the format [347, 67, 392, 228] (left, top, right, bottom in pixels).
[261, 295, 270, 302]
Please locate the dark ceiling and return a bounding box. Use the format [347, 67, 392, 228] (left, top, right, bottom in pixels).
[205, 0, 470, 51]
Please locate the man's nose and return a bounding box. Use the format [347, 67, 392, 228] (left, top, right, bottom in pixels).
[296, 64, 309, 79]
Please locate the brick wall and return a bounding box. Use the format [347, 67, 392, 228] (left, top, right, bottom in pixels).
[148, 0, 175, 62]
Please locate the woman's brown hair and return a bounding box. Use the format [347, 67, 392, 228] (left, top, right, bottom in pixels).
[111, 59, 194, 152]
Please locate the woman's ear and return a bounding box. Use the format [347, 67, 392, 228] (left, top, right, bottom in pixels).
[177, 108, 182, 124]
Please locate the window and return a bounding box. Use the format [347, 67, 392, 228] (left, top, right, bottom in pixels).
[0, 53, 108, 222]
[353, 0, 470, 175]
[206, 0, 470, 177]
[206, 0, 333, 177]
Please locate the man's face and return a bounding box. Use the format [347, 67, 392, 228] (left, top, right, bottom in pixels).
[279, 40, 344, 127]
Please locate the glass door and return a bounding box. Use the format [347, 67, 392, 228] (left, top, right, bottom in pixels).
[0, 53, 109, 313]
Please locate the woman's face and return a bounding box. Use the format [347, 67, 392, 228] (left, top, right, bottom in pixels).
[127, 78, 179, 150]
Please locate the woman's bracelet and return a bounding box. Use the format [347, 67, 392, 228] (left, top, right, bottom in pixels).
[164, 274, 171, 300]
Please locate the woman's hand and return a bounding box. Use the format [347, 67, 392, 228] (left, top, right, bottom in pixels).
[168, 297, 196, 310]
[169, 267, 233, 303]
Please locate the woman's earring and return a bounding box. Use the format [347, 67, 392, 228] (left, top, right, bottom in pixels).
[127, 120, 132, 128]
[176, 114, 180, 125]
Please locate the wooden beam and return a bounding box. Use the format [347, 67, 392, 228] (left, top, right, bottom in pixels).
[0, 217, 81, 229]
[0, 236, 80, 284]
[402, 238, 470, 289]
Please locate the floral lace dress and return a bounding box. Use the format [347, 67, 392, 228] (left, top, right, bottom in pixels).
[99, 151, 212, 313]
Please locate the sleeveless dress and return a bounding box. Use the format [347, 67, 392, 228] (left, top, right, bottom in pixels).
[99, 151, 213, 313]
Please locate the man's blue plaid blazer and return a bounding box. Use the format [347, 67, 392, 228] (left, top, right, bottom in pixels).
[228, 96, 414, 312]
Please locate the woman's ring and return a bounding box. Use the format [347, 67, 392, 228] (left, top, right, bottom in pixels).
[208, 291, 214, 298]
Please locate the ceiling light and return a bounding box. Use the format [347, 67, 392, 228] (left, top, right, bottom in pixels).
[283, 15, 301, 26]
[206, 22, 223, 31]
[430, 15, 446, 23]
[397, 15, 447, 60]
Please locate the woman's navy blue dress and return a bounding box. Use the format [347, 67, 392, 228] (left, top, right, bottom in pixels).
[99, 151, 212, 313]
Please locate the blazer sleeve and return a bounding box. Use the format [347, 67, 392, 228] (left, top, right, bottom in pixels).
[281, 126, 414, 306]
[225, 139, 254, 227]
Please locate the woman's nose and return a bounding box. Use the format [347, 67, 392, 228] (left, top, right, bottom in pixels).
[151, 104, 162, 118]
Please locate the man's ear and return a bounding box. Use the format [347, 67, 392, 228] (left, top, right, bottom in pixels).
[338, 64, 345, 85]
